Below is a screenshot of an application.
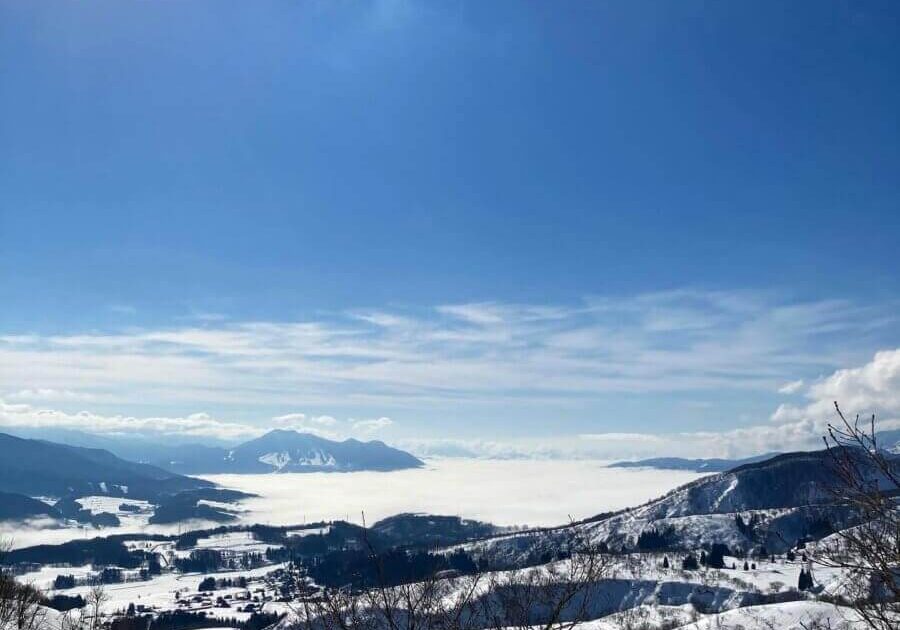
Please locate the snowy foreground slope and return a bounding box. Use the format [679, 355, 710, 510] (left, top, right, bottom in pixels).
[266, 552, 866, 630]
[669, 601, 863, 629]
[576, 601, 862, 630]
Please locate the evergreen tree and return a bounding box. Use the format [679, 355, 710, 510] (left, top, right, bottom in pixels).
[743, 561, 749, 571]
[707, 544, 727, 569]
[53, 574, 76, 590]
[682, 554, 699, 570]
[662, 556, 669, 569]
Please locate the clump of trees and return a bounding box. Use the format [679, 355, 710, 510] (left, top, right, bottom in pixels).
[798, 567, 814, 591]
[173, 549, 224, 573]
[701, 544, 728, 570]
[198, 576, 217, 591]
[308, 547, 480, 589]
[636, 527, 675, 551]
[47, 593, 85, 612]
[54, 574, 77, 590]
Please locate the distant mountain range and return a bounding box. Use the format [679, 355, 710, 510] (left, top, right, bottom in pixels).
[608, 453, 781, 473]
[1, 426, 235, 466]
[0, 428, 423, 522]
[0, 432, 211, 500]
[609, 429, 900, 472]
[1, 427, 424, 477]
[157, 430, 425, 474]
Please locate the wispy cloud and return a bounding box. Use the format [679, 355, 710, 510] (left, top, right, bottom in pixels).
[2, 290, 889, 407]
[7, 388, 98, 402]
[0, 289, 896, 446]
[404, 349, 900, 460]
[2, 348, 898, 456]
[778, 379, 805, 395]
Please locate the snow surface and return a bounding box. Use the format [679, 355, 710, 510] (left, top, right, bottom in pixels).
[259, 451, 292, 470]
[49, 563, 289, 618]
[286, 526, 331, 537]
[75, 496, 152, 517]
[669, 601, 863, 629]
[15, 564, 97, 591]
[192, 531, 280, 554]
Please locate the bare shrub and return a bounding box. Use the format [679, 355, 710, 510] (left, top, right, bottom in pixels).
[817, 402, 900, 630]
[289, 527, 613, 630]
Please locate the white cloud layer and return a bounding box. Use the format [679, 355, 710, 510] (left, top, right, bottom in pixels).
[771, 348, 900, 429]
[0, 398, 259, 440]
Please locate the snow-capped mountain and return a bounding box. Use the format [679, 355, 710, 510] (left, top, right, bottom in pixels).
[158, 429, 424, 474]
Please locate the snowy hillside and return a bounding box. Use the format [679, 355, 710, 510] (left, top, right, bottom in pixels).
[459, 450, 866, 562]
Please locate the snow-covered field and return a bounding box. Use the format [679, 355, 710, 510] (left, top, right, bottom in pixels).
[48, 562, 289, 618]
[74, 496, 152, 517]
[1, 517, 222, 550]
[190, 531, 280, 554]
[573, 601, 864, 629]
[16, 564, 98, 591]
[202, 459, 706, 528]
[669, 601, 863, 629]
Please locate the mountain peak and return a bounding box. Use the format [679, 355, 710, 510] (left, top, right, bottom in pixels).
[153, 430, 423, 474]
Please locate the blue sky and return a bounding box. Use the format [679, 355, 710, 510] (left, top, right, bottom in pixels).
[1, 1, 899, 457]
